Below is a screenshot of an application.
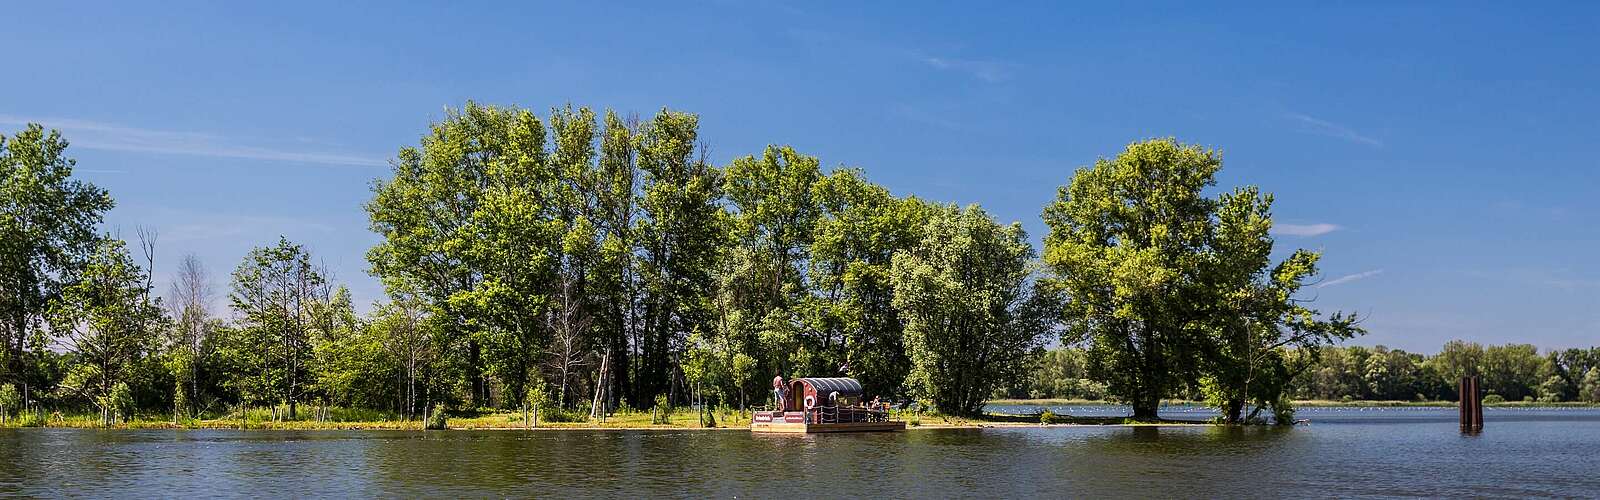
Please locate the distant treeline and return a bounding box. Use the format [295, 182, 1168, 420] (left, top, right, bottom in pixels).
[4, 103, 1360, 425]
[1008, 341, 1600, 403]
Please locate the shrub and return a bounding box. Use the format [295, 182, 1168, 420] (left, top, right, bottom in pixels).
[1271, 399, 1297, 426]
[1039, 409, 1059, 425]
[425, 404, 448, 430]
[1482, 394, 1505, 404]
[105, 382, 134, 425]
[651, 394, 671, 425]
[0, 384, 18, 425]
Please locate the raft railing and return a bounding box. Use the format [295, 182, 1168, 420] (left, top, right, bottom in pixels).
[809, 403, 895, 424]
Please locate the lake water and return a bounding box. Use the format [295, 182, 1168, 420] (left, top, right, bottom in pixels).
[3, 406, 1598, 498]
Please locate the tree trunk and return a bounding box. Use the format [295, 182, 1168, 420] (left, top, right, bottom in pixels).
[1131, 395, 1160, 420]
[468, 340, 485, 408]
[1224, 398, 1244, 424]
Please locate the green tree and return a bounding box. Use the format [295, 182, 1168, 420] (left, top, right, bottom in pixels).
[1005, 347, 1106, 400]
[310, 286, 391, 409]
[1, 125, 115, 386]
[1426, 340, 1484, 400]
[807, 169, 932, 398]
[1041, 139, 1225, 419]
[230, 237, 328, 419]
[1544, 348, 1600, 401]
[370, 294, 436, 419]
[456, 106, 561, 410]
[588, 110, 640, 410]
[104, 381, 134, 425]
[51, 238, 164, 426]
[366, 102, 536, 407]
[1579, 367, 1600, 403]
[721, 145, 822, 392]
[1200, 185, 1361, 423]
[165, 254, 214, 419]
[1362, 346, 1423, 401]
[891, 204, 1057, 416]
[1480, 343, 1542, 402]
[1537, 374, 1570, 402]
[633, 109, 727, 404]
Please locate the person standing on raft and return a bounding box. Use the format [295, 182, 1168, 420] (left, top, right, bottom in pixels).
[772, 376, 786, 410]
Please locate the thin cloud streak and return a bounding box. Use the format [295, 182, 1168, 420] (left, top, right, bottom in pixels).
[0, 115, 387, 167]
[1320, 269, 1383, 288]
[920, 56, 1017, 83]
[1285, 112, 1382, 147]
[1273, 223, 1342, 237]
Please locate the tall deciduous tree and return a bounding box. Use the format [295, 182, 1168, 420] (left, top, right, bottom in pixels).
[372, 294, 435, 419]
[1042, 139, 1223, 419]
[166, 253, 213, 418]
[230, 237, 328, 418]
[891, 204, 1057, 416]
[1202, 187, 1361, 423]
[808, 169, 932, 398]
[633, 109, 727, 404]
[51, 238, 164, 426]
[722, 146, 822, 389]
[589, 110, 639, 409]
[367, 102, 520, 407]
[1, 125, 115, 386]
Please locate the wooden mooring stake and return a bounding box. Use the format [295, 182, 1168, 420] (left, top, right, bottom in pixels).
[1458, 376, 1483, 432]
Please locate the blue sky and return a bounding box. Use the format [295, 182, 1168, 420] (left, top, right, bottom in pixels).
[3, 2, 1596, 352]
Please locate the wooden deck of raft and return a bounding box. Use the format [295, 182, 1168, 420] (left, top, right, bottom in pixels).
[750, 421, 906, 433]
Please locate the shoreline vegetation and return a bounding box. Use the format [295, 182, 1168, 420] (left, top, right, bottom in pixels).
[6, 399, 1594, 431]
[4, 107, 1597, 432]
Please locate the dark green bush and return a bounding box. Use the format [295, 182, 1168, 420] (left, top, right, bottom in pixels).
[425, 404, 448, 430]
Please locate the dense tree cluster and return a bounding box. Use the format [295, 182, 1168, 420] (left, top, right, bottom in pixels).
[1014, 342, 1600, 405]
[1295, 341, 1600, 403]
[9, 108, 1575, 425]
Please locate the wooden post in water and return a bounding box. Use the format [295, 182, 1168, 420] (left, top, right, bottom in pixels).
[1459, 376, 1483, 432]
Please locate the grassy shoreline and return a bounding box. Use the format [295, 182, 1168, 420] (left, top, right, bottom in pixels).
[1, 407, 1202, 431]
[9, 399, 1593, 431]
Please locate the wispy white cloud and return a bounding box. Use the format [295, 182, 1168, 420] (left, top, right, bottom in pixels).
[1320, 269, 1383, 288]
[0, 115, 386, 167]
[1285, 112, 1382, 147]
[1272, 223, 1342, 237]
[919, 56, 1017, 83]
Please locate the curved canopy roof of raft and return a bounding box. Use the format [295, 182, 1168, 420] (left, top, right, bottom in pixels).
[792, 377, 864, 397]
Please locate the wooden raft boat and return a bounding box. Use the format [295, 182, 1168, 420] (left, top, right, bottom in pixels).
[750, 377, 905, 434]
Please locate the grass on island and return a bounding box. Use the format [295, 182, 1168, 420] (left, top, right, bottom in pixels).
[0, 405, 756, 431]
[2, 405, 1181, 430]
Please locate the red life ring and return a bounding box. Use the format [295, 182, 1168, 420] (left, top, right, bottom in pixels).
[804, 395, 816, 409]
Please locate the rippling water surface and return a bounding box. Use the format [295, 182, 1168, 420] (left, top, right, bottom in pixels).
[3, 406, 1597, 498]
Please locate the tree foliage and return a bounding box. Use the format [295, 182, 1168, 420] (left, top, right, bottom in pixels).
[891, 204, 1056, 416]
[1044, 139, 1360, 420]
[51, 238, 164, 425]
[1, 125, 114, 385]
